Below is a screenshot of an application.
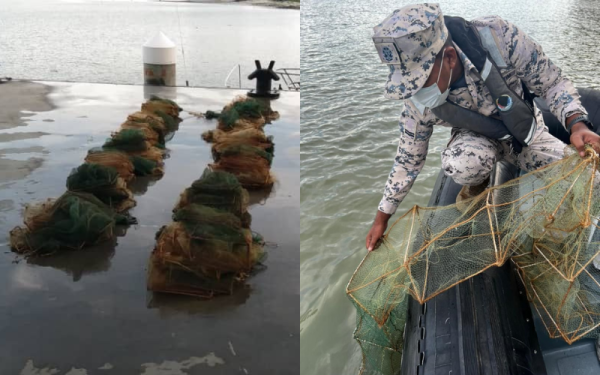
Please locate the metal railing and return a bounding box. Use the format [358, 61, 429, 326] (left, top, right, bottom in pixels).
[276, 68, 300, 91]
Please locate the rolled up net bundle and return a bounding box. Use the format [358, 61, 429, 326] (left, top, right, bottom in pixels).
[174, 168, 249, 219]
[142, 95, 182, 118]
[127, 111, 169, 137]
[84, 149, 135, 182]
[103, 129, 165, 162]
[210, 155, 275, 190]
[66, 163, 135, 212]
[213, 96, 279, 131]
[347, 145, 600, 375]
[201, 128, 274, 149]
[9, 192, 129, 255]
[212, 144, 273, 166]
[147, 204, 265, 298]
[101, 129, 165, 176]
[120, 119, 164, 148]
[87, 147, 162, 178]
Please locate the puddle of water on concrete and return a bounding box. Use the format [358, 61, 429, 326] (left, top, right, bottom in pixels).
[140, 353, 225, 375]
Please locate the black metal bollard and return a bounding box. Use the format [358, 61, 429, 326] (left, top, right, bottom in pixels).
[248, 60, 280, 99]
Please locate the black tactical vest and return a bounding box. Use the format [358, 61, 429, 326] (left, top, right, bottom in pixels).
[430, 16, 538, 152]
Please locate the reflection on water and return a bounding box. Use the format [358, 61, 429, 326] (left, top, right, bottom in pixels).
[147, 286, 253, 317]
[27, 239, 117, 282]
[300, 0, 600, 374]
[0, 82, 299, 374]
[25, 226, 129, 282]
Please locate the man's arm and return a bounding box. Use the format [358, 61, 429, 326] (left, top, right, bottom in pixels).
[496, 18, 587, 128]
[490, 17, 600, 156]
[366, 103, 434, 250]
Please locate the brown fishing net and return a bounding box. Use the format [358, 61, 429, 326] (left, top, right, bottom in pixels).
[85, 150, 135, 182]
[147, 206, 265, 298]
[9, 192, 131, 255]
[147, 168, 266, 297]
[9, 96, 182, 257]
[210, 156, 275, 190]
[211, 96, 279, 132]
[120, 120, 164, 147]
[66, 163, 135, 213]
[127, 111, 169, 137]
[173, 168, 249, 218]
[202, 97, 277, 190]
[347, 145, 600, 374]
[141, 96, 182, 120]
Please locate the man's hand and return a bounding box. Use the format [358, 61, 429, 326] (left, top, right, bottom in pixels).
[570, 122, 600, 157]
[366, 211, 392, 251]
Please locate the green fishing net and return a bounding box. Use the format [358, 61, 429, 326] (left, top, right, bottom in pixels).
[149, 95, 182, 112]
[218, 99, 265, 129]
[9, 191, 131, 255]
[174, 168, 250, 218]
[347, 146, 600, 374]
[129, 155, 160, 177]
[66, 163, 135, 212]
[213, 144, 273, 166]
[148, 204, 265, 297]
[103, 129, 148, 152]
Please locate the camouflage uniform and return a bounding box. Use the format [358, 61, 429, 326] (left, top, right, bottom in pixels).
[373, 5, 587, 215]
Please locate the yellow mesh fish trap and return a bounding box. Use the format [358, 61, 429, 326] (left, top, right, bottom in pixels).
[347, 145, 600, 374]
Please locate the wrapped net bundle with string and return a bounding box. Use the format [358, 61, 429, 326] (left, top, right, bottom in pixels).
[120, 119, 165, 148]
[210, 155, 275, 190]
[201, 128, 275, 151]
[103, 129, 165, 163]
[212, 144, 273, 166]
[84, 149, 135, 182]
[173, 169, 250, 222]
[147, 204, 265, 298]
[141, 96, 182, 131]
[86, 147, 163, 178]
[127, 111, 169, 137]
[101, 129, 165, 176]
[346, 145, 600, 375]
[210, 96, 279, 132]
[66, 163, 135, 213]
[9, 191, 131, 255]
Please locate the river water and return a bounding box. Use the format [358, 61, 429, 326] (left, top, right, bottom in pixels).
[299, 0, 600, 374]
[0, 0, 299, 88]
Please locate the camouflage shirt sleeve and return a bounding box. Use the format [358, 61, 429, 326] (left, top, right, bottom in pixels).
[379, 101, 436, 215]
[497, 17, 587, 126]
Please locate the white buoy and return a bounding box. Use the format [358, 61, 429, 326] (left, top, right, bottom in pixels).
[143, 32, 177, 86]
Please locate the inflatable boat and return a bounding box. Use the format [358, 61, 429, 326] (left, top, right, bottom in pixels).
[400, 88, 600, 375]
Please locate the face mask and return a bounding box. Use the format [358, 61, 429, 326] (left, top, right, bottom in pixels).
[410, 48, 453, 113]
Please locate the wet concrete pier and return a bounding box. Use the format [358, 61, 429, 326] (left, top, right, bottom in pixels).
[0, 81, 300, 374]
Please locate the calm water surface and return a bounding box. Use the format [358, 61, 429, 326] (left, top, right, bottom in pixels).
[300, 0, 600, 374]
[0, 0, 299, 88]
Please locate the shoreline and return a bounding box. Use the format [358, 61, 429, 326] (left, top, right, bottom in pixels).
[158, 0, 300, 10]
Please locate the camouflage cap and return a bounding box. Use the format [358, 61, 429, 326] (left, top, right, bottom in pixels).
[372, 3, 448, 100]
